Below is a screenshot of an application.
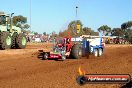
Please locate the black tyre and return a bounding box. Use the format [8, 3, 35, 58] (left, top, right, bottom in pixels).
[43, 53, 48, 60]
[16, 33, 27, 49]
[70, 44, 82, 59]
[39, 52, 49, 60]
[94, 49, 99, 57]
[98, 48, 103, 57]
[0, 32, 12, 50]
[11, 32, 18, 48]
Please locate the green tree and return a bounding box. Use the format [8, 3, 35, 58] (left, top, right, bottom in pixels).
[21, 29, 31, 34]
[16, 23, 30, 30]
[34, 32, 38, 35]
[98, 25, 111, 36]
[121, 21, 132, 30]
[23, 24, 30, 29]
[121, 21, 132, 43]
[13, 15, 27, 26]
[82, 27, 99, 36]
[13, 15, 30, 32]
[111, 28, 124, 37]
[59, 30, 67, 37]
[127, 21, 132, 29]
[43, 32, 46, 35]
[82, 27, 91, 35]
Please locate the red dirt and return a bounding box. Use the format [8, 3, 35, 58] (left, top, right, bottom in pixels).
[0, 43, 132, 88]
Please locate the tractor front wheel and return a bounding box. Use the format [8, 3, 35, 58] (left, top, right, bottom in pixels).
[0, 32, 12, 50]
[11, 32, 18, 48]
[16, 33, 27, 49]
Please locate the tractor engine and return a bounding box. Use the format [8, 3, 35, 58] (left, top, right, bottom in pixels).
[53, 38, 66, 55]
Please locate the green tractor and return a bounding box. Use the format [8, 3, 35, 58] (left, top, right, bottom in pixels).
[0, 13, 27, 50]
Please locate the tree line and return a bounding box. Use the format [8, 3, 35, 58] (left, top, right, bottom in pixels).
[1, 12, 132, 42]
[97, 21, 132, 42]
[59, 20, 99, 37]
[58, 20, 132, 42]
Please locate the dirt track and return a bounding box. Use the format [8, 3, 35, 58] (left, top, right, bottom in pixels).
[0, 43, 132, 88]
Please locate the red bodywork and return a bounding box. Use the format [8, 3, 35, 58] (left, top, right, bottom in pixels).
[64, 37, 73, 52]
[46, 37, 73, 59]
[49, 53, 62, 59]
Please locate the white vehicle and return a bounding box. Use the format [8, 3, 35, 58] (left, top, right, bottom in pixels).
[35, 38, 41, 42]
[81, 33, 105, 57]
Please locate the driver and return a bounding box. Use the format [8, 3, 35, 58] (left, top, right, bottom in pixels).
[66, 38, 70, 44]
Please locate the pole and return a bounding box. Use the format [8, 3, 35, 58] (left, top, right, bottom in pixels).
[75, 6, 78, 37]
[10, 13, 14, 32]
[76, 6, 78, 20]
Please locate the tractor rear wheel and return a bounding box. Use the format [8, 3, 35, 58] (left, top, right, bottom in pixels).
[16, 33, 27, 49]
[11, 32, 18, 48]
[0, 32, 12, 50]
[70, 44, 82, 59]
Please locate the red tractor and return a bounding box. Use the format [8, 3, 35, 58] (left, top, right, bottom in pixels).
[38, 37, 86, 60]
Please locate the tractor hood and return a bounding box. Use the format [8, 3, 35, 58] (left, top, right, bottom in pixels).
[0, 25, 7, 31]
[12, 26, 21, 33]
[0, 25, 21, 34]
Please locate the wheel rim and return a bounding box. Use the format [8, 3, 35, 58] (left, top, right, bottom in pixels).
[22, 37, 26, 45]
[6, 36, 11, 45]
[44, 53, 48, 59]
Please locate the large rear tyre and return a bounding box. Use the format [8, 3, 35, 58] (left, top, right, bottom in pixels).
[16, 33, 27, 49]
[0, 32, 12, 50]
[11, 32, 18, 48]
[70, 44, 82, 59]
